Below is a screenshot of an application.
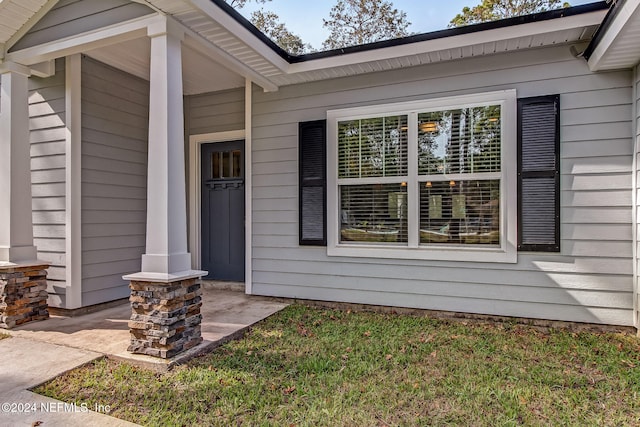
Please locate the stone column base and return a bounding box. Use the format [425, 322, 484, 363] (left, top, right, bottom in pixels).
[128, 278, 203, 359]
[0, 264, 49, 329]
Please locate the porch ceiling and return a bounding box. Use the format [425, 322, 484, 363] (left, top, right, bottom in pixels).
[85, 36, 246, 95]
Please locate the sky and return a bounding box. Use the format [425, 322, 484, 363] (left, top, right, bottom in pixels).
[236, 0, 597, 50]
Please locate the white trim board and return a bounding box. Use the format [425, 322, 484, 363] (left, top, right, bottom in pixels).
[65, 54, 82, 309]
[244, 79, 253, 295]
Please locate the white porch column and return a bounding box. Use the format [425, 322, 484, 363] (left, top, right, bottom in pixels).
[0, 64, 49, 329]
[0, 66, 38, 263]
[139, 21, 197, 277]
[124, 18, 204, 358]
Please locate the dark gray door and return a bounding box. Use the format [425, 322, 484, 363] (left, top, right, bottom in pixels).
[201, 140, 245, 281]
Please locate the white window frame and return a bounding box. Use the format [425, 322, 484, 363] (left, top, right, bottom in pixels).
[327, 90, 517, 263]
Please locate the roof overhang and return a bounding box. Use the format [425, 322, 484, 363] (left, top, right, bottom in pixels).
[286, 7, 606, 77]
[201, 1, 608, 87]
[149, 0, 609, 88]
[585, 0, 640, 71]
[0, 1, 615, 92]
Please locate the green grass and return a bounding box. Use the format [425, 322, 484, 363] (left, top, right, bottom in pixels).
[35, 305, 640, 426]
[0, 333, 9, 340]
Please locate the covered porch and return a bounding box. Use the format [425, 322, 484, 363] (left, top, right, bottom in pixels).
[0, 0, 285, 359]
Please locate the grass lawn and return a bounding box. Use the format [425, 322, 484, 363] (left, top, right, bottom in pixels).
[36, 305, 640, 426]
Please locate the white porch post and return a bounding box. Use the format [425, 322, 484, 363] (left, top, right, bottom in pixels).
[0, 65, 49, 328]
[0, 67, 37, 263]
[124, 18, 205, 358]
[141, 25, 192, 276]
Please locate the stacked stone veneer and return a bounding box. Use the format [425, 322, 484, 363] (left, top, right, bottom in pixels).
[128, 278, 203, 358]
[0, 264, 49, 329]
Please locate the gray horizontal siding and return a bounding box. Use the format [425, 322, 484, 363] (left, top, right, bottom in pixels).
[187, 88, 245, 136]
[250, 44, 634, 326]
[10, 0, 154, 52]
[635, 64, 640, 328]
[29, 58, 67, 308]
[81, 56, 148, 307]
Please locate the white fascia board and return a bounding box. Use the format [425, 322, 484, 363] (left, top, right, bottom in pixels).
[185, 0, 289, 73]
[290, 10, 606, 74]
[588, 0, 640, 71]
[5, 13, 163, 66]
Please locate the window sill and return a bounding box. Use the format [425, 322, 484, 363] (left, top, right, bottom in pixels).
[327, 243, 517, 263]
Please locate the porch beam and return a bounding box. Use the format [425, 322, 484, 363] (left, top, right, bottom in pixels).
[5, 14, 164, 66]
[0, 66, 37, 263]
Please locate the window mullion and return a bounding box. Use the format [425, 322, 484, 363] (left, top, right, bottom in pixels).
[418, 172, 502, 182]
[407, 112, 419, 248]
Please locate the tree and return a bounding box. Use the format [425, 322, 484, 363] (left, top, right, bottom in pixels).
[227, 0, 269, 8]
[449, 0, 570, 27]
[226, 0, 311, 54]
[250, 10, 312, 55]
[322, 0, 411, 50]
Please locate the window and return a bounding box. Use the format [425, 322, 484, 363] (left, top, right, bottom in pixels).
[326, 90, 517, 262]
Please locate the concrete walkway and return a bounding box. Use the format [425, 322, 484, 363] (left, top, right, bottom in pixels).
[0, 288, 289, 426]
[0, 337, 138, 427]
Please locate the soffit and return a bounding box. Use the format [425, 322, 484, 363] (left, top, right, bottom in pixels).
[587, 0, 640, 71]
[276, 20, 603, 86]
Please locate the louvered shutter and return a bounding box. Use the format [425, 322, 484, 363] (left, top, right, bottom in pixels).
[518, 95, 560, 252]
[299, 120, 327, 246]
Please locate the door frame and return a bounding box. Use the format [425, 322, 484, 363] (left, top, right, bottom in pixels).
[189, 129, 250, 291]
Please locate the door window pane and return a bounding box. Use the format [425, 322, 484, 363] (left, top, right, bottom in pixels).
[212, 153, 220, 178]
[222, 151, 231, 178]
[232, 150, 242, 177]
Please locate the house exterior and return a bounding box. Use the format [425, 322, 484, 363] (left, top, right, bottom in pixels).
[0, 0, 638, 357]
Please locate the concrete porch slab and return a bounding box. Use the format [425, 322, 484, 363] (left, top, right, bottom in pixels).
[6, 288, 290, 370]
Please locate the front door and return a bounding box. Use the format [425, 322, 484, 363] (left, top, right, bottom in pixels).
[201, 140, 245, 281]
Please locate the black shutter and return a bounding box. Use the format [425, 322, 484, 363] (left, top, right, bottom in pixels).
[518, 95, 560, 252]
[299, 120, 327, 246]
